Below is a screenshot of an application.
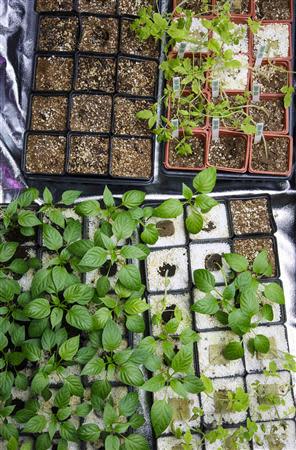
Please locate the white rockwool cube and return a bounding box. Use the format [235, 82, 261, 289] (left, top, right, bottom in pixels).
[188, 202, 230, 240]
[254, 24, 290, 59]
[253, 420, 296, 450]
[157, 434, 202, 449]
[190, 241, 231, 284]
[212, 54, 249, 90]
[146, 214, 186, 247]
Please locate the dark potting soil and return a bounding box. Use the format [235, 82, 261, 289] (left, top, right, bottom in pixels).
[30, 96, 68, 131]
[113, 97, 153, 136]
[162, 305, 177, 323]
[251, 137, 290, 173]
[68, 135, 109, 175]
[230, 198, 272, 235]
[38, 16, 78, 52]
[117, 58, 158, 97]
[253, 64, 289, 94]
[168, 135, 205, 169]
[208, 135, 247, 170]
[120, 19, 159, 58]
[176, 0, 212, 14]
[36, 0, 73, 11]
[205, 253, 223, 271]
[233, 237, 276, 276]
[218, 95, 247, 129]
[156, 220, 175, 237]
[25, 135, 66, 174]
[249, 99, 285, 133]
[111, 137, 152, 179]
[255, 0, 291, 20]
[158, 262, 177, 277]
[35, 56, 74, 92]
[171, 95, 207, 129]
[100, 261, 118, 277]
[216, 0, 250, 14]
[70, 94, 112, 133]
[79, 16, 118, 53]
[75, 57, 116, 93]
[78, 0, 117, 14]
[118, 0, 156, 15]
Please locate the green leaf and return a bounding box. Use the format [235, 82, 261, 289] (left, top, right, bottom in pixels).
[124, 298, 149, 315]
[61, 190, 81, 205]
[22, 340, 42, 362]
[79, 247, 108, 270]
[91, 380, 111, 400]
[8, 259, 29, 275]
[15, 373, 28, 391]
[65, 375, 84, 397]
[141, 224, 159, 245]
[96, 276, 110, 297]
[118, 265, 142, 290]
[240, 288, 259, 317]
[119, 392, 139, 416]
[183, 375, 205, 394]
[66, 305, 93, 331]
[31, 268, 51, 297]
[51, 266, 69, 293]
[102, 320, 122, 351]
[122, 190, 146, 208]
[186, 211, 203, 234]
[17, 188, 39, 207]
[153, 199, 183, 218]
[75, 200, 100, 217]
[151, 400, 172, 437]
[25, 298, 50, 319]
[64, 219, 82, 244]
[126, 315, 145, 333]
[120, 245, 148, 260]
[194, 194, 218, 213]
[18, 211, 41, 227]
[253, 250, 272, 276]
[193, 269, 215, 292]
[60, 421, 78, 442]
[193, 167, 217, 193]
[55, 386, 70, 408]
[50, 307, 63, 328]
[119, 364, 144, 387]
[103, 186, 115, 208]
[224, 254, 249, 272]
[0, 242, 18, 263]
[223, 341, 244, 360]
[171, 345, 193, 373]
[68, 240, 94, 258]
[43, 224, 63, 251]
[261, 304, 274, 322]
[192, 294, 219, 315]
[112, 212, 135, 240]
[31, 372, 49, 394]
[43, 187, 53, 204]
[0, 332, 8, 351]
[64, 283, 94, 305]
[41, 329, 56, 351]
[182, 183, 193, 200]
[124, 434, 149, 450]
[47, 209, 65, 228]
[141, 374, 166, 392]
[105, 435, 120, 450]
[264, 283, 285, 305]
[59, 336, 80, 361]
[23, 415, 46, 433]
[254, 334, 270, 354]
[228, 309, 251, 335]
[81, 357, 105, 376]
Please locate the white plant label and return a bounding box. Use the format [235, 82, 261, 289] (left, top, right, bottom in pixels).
[255, 44, 266, 67]
[254, 122, 264, 144]
[212, 118, 220, 142]
[178, 42, 187, 58]
[212, 79, 220, 98]
[173, 77, 181, 97]
[252, 83, 261, 102]
[171, 118, 179, 138]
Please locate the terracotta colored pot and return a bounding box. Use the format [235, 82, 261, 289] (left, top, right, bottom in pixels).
[164, 130, 208, 171]
[248, 95, 289, 135]
[206, 129, 250, 172]
[250, 60, 292, 97]
[250, 21, 292, 61]
[253, 0, 293, 22]
[249, 134, 293, 176]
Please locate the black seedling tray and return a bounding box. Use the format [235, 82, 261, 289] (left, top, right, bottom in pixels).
[22, 0, 162, 185]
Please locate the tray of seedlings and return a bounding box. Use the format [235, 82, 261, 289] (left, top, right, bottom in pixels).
[1, 168, 296, 449]
[134, 0, 295, 181]
[21, 0, 161, 185]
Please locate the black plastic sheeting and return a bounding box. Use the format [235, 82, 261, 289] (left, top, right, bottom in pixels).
[0, 2, 296, 444]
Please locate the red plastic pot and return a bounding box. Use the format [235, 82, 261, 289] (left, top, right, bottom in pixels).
[250, 60, 292, 97]
[249, 134, 293, 176]
[253, 0, 293, 23]
[164, 130, 208, 171]
[213, 0, 253, 19]
[250, 21, 292, 61]
[206, 129, 250, 172]
[248, 95, 289, 135]
[167, 89, 209, 131]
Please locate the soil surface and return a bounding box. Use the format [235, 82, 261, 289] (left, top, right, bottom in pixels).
[75, 57, 116, 92]
[70, 94, 112, 133]
[168, 135, 205, 169]
[250, 137, 290, 173]
[111, 138, 152, 179]
[216, 95, 247, 129]
[25, 135, 66, 174]
[118, 0, 155, 15]
[171, 95, 207, 128]
[253, 64, 289, 94]
[233, 237, 276, 276]
[113, 97, 153, 136]
[205, 253, 223, 271]
[31, 96, 68, 131]
[120, 19, 159, 58]
[35, 57, 73, 92]
[68, 135, 109, 175]
[176, 0, 211, 13]
[216, 0, 250, 14]
[208, 135, 247, 170]
[117, 58, 158, 97]
[255, 0, 291, 20]
[230, 198, 272, 235]
[78, 0, 117, 14]
[79, 17, 118, 53]
[249, 99, 285, 133]
[36, 0, 73, 11]
[38, 16, 78, 52]
[156, 220, 175, 237]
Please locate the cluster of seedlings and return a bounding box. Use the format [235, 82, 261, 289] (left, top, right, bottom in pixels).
[134, 0, 294, 177]
[0, 168, 296, 449]
[24, 0, 160, 181]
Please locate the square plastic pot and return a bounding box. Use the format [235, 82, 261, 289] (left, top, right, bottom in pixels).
[249, 134, 293, 176]
[164, 130, 208, 172]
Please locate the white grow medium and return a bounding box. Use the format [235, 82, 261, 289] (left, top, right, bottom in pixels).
[157, 434, 201, 449]
[188, 202, 230, 240]
[212, 54, 249, 90]
[146, 214, 186, 247]
[174, 18, 209, 52]
[253, 420, 296, 450]
[190, 241, 231, 284]
[205, 428, 251, 450]
[254, 24, 290, 59]
[214, 23, 249, 54]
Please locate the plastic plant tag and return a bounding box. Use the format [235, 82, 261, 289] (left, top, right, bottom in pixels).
[178, 42, 187, 59]
[212, 118, 220, 142]
[171, 118, 179, 138]
[252, 83, 261, 103]
[173, 77, 181, 98]
[255, 44, 266, 68]
[212, 79, 220, 99]
[254, 122, 264, 144]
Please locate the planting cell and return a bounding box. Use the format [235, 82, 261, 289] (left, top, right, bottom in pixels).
[75, 57, 116, 93]
[145, 247, 189, 292]
[207, 134, 248, 171]
[111, 137, 152, 179]
[213, 22, 249, 54]
[205, 428, 251, 449]
[211, 54, 249, 91]
[253, 421, 296, 450]
[79, 16, 119, 53]
[78, 0, 117, 14]
[68, 135, 109, 175]
[113, 97, 154, 136]
[215, 0, 251, 15]
[174, 18, 209, 53]
[35, 56, 74, 91]
[38, 16, 78, 52]
[157, 435, 202, 450]
[166, 134, 206, 170]
[120, 19, 159, 58]
[233, 237, 277, 276]
[253, 24, 290, 59]
[249, 98, 287, 133]
[188, 202, 230, 240]
[70, 94, 112, 133]
[190, 241, 231, 283]
[197, 330, 245, 377]
[25, 134, 66, 174]
[145, 214, 187, 247]
[36, 0, 73, 11]
[229, 197, 273, 235]
[30, 95, 68, 131]
[254, 0, 292, 21]
[250, 136, 292, 175]
[252, 62, 291, 94]
[117, 58, 158, 97]
[118, 0, 156, 16]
